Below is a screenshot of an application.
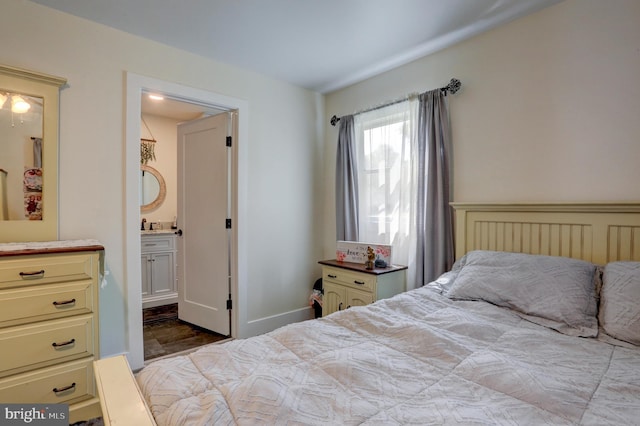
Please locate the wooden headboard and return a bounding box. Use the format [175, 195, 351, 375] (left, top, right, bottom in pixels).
[451, 202, 640, 265]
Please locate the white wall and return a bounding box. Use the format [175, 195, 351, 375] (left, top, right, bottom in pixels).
[0, 1, 323, 359]
[323, 0, 640, 258]
[140, 113, 178, 226]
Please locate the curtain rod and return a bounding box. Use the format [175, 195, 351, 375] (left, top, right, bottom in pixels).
[330, 78, 461, 126]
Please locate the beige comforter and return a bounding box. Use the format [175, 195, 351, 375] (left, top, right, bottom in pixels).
[136, 285, 640, 425]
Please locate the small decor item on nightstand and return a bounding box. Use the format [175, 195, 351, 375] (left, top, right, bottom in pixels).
[365, 246, 375, 270]
[375, 258, 387, 268]
[336, 241, 392, 265]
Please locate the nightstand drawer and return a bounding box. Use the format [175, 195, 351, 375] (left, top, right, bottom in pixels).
[0, 357, 94, 404]
[0, 280, 94, 328]
[0, 253, 97, 290]
[0, 315, 94, 376]
[323, 266, 374, 292]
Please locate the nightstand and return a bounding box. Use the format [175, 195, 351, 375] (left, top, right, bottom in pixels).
[318, 259, 407, 317]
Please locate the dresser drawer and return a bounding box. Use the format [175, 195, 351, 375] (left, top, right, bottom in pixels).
[0, 280, 94, 328]
[323, 266, 375, 292]
[0, 315, 94, 376]
[0, 357, 95, 405]
[0, 253, 97, 290]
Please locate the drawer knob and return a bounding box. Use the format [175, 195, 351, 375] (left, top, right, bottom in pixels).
[52, 298, 76, 307]
[354, 280, 365, 285]
[53, 382, 76, 394]
[52, 338, 76, 348]
[19, 269, 45, 279]
[328, 274, 337, 279]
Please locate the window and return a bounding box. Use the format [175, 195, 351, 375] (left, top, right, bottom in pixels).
[355, 100, 416, 267]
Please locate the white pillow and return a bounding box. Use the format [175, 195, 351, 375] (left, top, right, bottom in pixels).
[446, 250, 598, 337]
[599, 262, 640, 345]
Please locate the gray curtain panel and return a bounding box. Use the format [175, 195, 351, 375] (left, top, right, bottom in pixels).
[415, 90, 454, 284]
[335, 115, 359, 241]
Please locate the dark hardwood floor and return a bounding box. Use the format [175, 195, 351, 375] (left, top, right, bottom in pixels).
[143, 303, 228, 361]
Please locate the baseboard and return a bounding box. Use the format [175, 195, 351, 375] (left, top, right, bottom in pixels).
[242, 306, 314, 337]
[142, 294, 178, 309]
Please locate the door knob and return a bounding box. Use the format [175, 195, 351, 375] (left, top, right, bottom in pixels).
[175, 229, 183, 236]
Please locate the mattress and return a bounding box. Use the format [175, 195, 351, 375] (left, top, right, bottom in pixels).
[135, 282, 640, 425]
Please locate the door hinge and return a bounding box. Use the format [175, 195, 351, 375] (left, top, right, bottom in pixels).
[226, 136, 232, 147]
[226, 218, 232, 229]
[226, 299, 233, 310]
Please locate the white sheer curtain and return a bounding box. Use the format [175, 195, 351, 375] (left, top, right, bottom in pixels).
[354, 99, 418, 289]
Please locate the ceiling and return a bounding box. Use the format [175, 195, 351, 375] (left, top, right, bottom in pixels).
[30, 0, 562, 95]
[140, 93, 225, 121]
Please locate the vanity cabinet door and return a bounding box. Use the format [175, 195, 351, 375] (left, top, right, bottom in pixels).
[140, 255, 151, 298]
[149, 252, 174, 295]
[140, 252, 175, 297]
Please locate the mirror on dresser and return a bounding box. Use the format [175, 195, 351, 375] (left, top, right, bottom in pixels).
[0, 64, 66, 242]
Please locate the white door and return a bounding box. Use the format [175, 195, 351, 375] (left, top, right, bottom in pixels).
[177, 112, 231, 335]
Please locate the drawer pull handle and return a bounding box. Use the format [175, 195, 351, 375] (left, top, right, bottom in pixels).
[19, 269, 45, 279]
[354, 280, 365, 285]
[328, 274, 337, 279]
[53, 383, 76, 394]
[52, 338, 75, 348]
[53, 298, 76, 307]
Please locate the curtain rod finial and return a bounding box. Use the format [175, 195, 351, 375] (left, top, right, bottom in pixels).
[330, 115, 340, 126]
[447, 78, 461, 95]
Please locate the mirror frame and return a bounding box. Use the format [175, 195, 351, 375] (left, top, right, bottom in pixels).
[0, 65, 66, 242]
[140, 165, 166, 212]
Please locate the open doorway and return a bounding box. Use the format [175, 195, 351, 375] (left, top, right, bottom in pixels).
[125, 73, 247, 371]
[139, 95, 231, 361]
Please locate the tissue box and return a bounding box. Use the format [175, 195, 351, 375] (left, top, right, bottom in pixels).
[336, 241, 392, 265]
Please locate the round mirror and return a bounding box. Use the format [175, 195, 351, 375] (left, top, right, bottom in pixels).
[140, 165, 166, 212]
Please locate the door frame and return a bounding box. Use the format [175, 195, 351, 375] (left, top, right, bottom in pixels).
[124, 72, 248, 370]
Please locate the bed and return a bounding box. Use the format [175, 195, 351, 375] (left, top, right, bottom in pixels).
[94, 202, 640, 425]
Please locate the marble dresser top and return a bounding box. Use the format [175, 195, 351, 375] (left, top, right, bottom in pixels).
[0, 239, 104, 256]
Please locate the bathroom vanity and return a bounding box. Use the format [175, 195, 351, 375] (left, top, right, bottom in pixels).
[141, 231, 177, 309]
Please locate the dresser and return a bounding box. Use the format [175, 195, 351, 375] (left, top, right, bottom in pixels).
[319, 260, 407, 317]
[0, 240, 103, 423]
[141, 232, 177, 309]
